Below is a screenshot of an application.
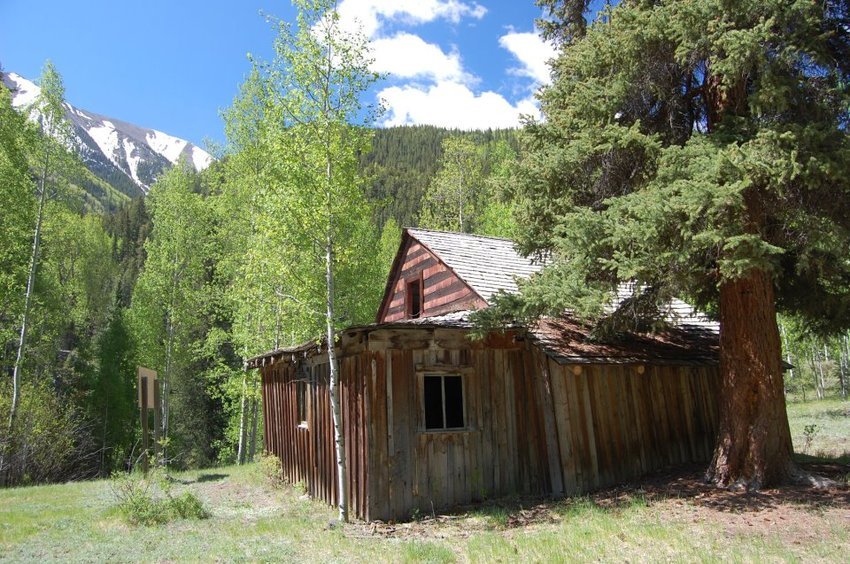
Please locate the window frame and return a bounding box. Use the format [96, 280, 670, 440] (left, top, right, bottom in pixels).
[405, 274, 424, 319]
[420, 372, 467, 432]
[295, 364, 311, 429]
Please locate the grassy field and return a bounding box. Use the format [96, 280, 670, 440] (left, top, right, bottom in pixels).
[1, 399, 848, 562]
[788, 397, 850, 459]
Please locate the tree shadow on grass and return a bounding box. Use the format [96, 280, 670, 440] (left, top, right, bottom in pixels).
[361, 459, 849, 538]
[195, 473, 229, 483]
[589, 460, 850, 515]
[169, 472, 230, 485]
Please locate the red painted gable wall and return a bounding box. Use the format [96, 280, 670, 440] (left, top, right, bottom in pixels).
[378, 237, 487, 323]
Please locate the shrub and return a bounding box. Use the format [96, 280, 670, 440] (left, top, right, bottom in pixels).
[168, 490, 210, 520]
[803, 424, 819, 454]
[257, 453, 283, 487]
[110, 467, 209, 525]
[0, 381, 85, 486]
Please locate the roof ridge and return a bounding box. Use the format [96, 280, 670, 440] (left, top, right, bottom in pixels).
[404, 227, 514, 243]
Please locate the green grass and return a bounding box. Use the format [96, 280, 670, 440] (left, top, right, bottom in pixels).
[1, 400, 849, 562]
[787, 397, 850, 459]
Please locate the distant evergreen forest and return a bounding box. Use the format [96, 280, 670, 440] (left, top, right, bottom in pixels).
[362, 126, 520, 228]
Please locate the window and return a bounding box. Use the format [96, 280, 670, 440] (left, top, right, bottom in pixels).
[406, 278, 422, 319]
[295, 365, 310, 426]
[423, 374, 465, 430]
[296, 379, 307, 425]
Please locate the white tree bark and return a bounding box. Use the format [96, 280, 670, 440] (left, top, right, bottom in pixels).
[236, 373, 249, 464]
[841, 334, 849, 400]
[248, 386, 259, 462]
[1, 143, 50, 486]
[326, 231, 347, 522]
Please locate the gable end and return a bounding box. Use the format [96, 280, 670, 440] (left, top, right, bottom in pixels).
[377, 230, 487, 323]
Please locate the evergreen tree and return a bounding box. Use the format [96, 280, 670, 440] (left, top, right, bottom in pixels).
[503, 0, 850, 488]
[90, 308, 136, 475]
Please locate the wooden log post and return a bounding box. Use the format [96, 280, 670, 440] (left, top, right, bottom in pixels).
[153, 379, 161, 465]
[140, 375, 149, 476]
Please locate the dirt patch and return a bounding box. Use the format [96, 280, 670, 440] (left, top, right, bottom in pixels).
[619, 462, 850, 548]
[349, 461, 850, 544]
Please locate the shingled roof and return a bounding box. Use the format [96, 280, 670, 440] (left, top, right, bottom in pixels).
[614, 284, 719, 331]
[245, 311, 719, 369]
[407, 228, 544, 304]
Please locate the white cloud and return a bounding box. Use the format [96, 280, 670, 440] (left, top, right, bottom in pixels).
[337, 0, 487, 37]
[331, 0, 545, 130]
[372, 33, 471, 83]
[499, 30, 557, 85]
[379, 81, 540, 130]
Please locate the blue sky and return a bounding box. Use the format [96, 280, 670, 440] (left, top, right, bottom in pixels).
[1, 1, 568, 148]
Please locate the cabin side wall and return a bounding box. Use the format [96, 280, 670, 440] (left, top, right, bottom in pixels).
[260, 352, 371, 520]
[365, 333, 721, 521]
[534, 349, 721, 495]
[261, 330, 721, 523]
[379, 238, 487, 322]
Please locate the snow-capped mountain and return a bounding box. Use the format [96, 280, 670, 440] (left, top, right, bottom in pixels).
[2, 72, 213, 196]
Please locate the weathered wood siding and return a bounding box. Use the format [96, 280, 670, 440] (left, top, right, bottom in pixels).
[379, 239, 487, 322]
[534, 348, 720, 495]
[260, 353, 371, 519]
[260, 328, 721, 522]
[364, 336, 551, 521]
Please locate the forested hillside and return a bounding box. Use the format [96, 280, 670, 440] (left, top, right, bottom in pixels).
[363, 126, 519, 228]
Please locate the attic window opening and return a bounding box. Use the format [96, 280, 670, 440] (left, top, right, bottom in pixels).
[424, 374, 465, 430]
[407, 278, 422, 319]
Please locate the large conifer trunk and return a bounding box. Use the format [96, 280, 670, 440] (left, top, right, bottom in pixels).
[706, 268, 795, 489]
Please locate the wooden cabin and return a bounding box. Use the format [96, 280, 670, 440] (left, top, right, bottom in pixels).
[247, 228, 721, 522]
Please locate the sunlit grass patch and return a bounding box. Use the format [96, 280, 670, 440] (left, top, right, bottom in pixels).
[788, 398, 850, 458]
[400, 540, 457, 563]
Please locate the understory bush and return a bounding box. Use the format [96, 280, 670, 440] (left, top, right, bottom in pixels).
[257, 452, 283, 487]
[0, 381, 92, 486]
[110, 467, 209, 525]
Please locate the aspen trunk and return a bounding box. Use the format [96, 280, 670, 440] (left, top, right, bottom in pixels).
[326, 234, 348, 522]
[779, 322, 794, 395]
[841, 334, 849, 400]
[1, 145, 50, 487]
[236, 373, 249, 464]
[814, 345, 826, 400]
[323, 26, 347, 520]
[248, 389, 259, 462]
[159, 294, 178, 470]
[706, 268, 795, 489]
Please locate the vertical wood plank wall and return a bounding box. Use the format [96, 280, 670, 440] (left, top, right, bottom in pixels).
[260, 333, 720, 522]
[260, 356, 371, 519]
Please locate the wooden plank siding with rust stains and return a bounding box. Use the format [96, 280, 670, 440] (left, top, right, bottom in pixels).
[259, 354, 370, 517]
[258, 327, 721, 522]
